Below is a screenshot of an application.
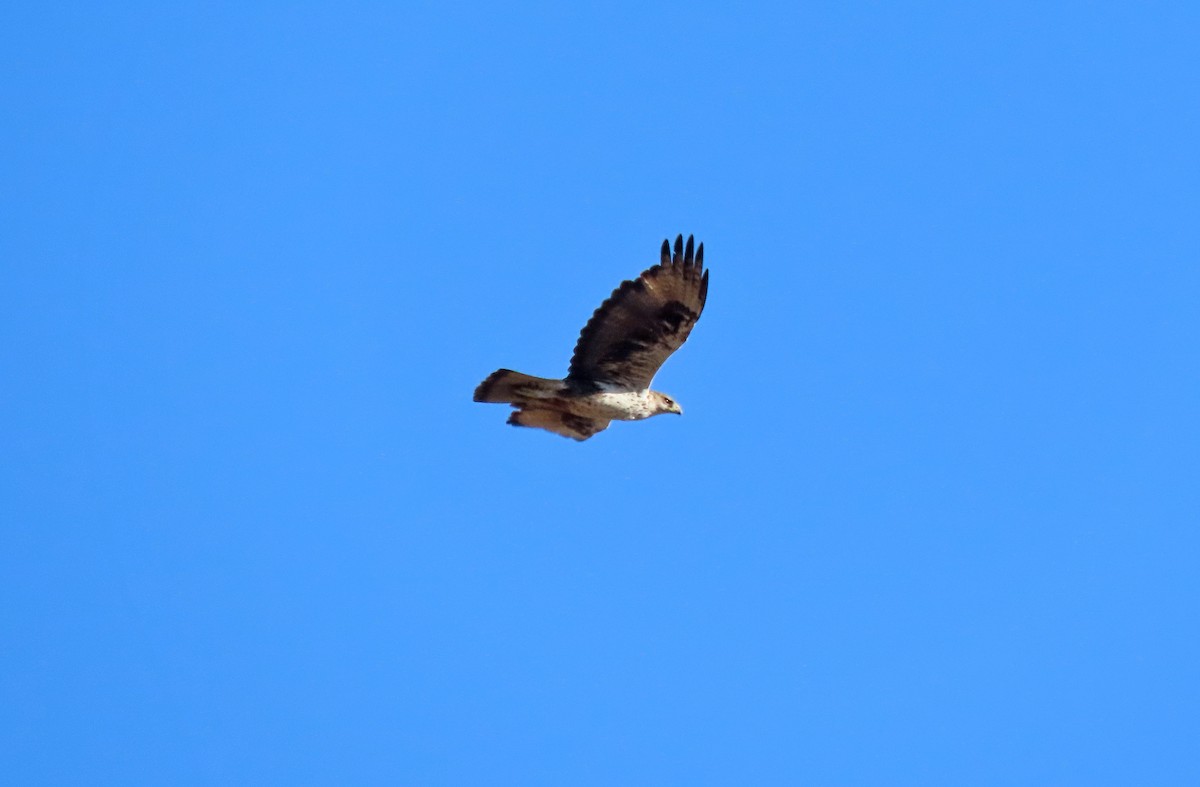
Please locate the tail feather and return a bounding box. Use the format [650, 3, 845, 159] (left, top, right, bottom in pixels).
[473, 369, 561, 403]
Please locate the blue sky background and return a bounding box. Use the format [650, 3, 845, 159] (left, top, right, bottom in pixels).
[3, 2, 1198, 784]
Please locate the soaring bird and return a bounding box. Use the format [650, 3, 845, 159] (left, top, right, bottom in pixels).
[474, 234, 709, 440]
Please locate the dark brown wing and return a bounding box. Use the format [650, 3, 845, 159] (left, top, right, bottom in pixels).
[567, 234, 709, 390]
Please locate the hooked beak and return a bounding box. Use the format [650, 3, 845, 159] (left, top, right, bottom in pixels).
[670, 402, 683, 415]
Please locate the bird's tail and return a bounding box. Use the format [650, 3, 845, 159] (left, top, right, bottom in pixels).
[473, 369, 561, 404]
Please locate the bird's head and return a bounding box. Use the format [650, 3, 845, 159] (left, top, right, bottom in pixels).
[651, 391, 683, 416]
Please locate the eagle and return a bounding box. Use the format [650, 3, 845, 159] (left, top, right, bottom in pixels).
[474, 234, 710, 441]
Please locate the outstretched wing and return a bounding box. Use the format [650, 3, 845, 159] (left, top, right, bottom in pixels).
[567, 234, 709, 391]
[508, 407, 610, 441]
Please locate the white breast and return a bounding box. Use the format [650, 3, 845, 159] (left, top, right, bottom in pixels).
[570, 390, 655, 421]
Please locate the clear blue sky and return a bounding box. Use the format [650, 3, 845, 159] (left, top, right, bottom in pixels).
[3, 2, 1198, 784]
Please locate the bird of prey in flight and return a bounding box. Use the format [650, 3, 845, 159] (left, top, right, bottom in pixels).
[474, 234, 709, 440]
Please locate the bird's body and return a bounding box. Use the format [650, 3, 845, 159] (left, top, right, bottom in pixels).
[474, 234, 709, 441]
